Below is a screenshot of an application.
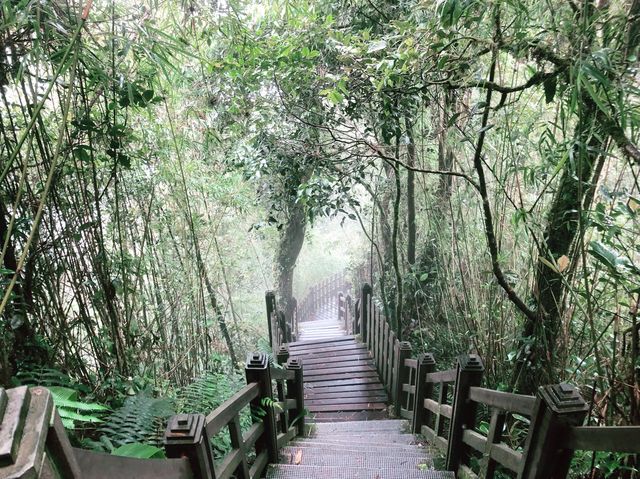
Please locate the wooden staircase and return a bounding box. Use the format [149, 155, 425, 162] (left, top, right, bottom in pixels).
[291, 306, 388, 421]
[2, 272, 639, 478]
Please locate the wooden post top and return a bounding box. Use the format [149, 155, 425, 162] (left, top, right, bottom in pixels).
[0, 386, 56, 478]
[458, 354, 485, 372]
[539, 383, 588, 415]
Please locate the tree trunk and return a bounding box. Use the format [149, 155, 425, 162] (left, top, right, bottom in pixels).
[405, 116, 417, 267]
[437, 89, 455, 200]
[0, 201, 46, 385]
[276, 199, 306, 327]
[193, 236, 238, 367]
[514, 97, 604, 393]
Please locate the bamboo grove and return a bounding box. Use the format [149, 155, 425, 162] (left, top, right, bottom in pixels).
[1, 0, 639, 450]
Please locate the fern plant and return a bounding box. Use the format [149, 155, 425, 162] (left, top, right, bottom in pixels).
[175, 372, 250, 459]
[16, 368, 107, 429]
[48, 386, 109, 429]
[93, 393, 174, 450]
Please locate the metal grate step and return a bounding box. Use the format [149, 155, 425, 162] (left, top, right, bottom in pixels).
[267, 464, 455, 479]
[285, 441, 428, 455]
[295, 435, 419, 446]
[279, 447, 431, 465]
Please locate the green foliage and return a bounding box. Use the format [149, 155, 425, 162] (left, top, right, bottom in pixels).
[95, 393, 174, 449]
[175, 372, 244, 414]
[48, 387, 109, 429]
[15, 368, 107, 429]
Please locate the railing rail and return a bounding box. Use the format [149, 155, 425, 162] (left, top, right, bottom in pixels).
[354, 281, 640, 479]
[1, 352, 305, 479]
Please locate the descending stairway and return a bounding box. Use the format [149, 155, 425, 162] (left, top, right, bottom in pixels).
[267, 420, 455, 479]
[290, 303, 388, 422]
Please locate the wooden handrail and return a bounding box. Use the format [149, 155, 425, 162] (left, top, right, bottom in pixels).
[204, 382, 260, 436]
[356, 279, 640, 478]
[565, 426, 640, 453]
[1, 351, 305, 479]
[468, 386, 536, 416]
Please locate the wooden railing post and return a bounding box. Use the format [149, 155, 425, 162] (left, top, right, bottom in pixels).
[411, 353, 436, 433]
[165, 414, 215, 479]
[393, 341, 412, 416]
[265, 291, 276, 349]
[446, 354, 484, 472]
[1, 386, 83, 479]
[285, 358, 305, 437]
[346, 294, 352, 334]
[361, 283, 372, 345]
[519, 383, 588, 479]
[338, 292, 344, 325]
[245, 353, 278, 463]
[277, 344, 289, 365]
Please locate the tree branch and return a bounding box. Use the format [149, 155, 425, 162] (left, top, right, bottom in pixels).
[470, 27, 538, 323]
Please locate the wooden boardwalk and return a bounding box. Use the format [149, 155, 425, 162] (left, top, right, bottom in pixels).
[290, 305, 388, 422]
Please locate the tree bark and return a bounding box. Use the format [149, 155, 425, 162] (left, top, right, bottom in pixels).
[437, 89, 455, 200]
[405, 116, 417, 266]
[514, 97, 605, 393]
[276, 199, 306, 328]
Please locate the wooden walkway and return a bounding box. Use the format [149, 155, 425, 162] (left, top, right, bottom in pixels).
[290, 305, 388, 422]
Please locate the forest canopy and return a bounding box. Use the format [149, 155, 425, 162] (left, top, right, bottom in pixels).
[0, 0, 639, 463]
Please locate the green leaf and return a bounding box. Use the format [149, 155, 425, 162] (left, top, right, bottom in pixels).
[326, 90, 344, 105]
[58, 409, 104, 423]
[367, 40, 387, 53]
[53, 397, 109, 412]
[112, 443, 165, 459]
[48, 386, 79, 401]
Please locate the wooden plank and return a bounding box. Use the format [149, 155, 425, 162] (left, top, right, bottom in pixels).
[289, 343, 367, 355]
[462, 428, 486, 453]
[304, 359, 374, 370]
[424, 398, 452, 419]
[274, 399, 297, 411]
[310, 410, 389, 422]
[305, 391, 388, 401]
[405, 358, 418, 369]
[426, 369, 456, 383]
[469, 387, 535, 416]
[304, 364, 376, 377]
[308, 402, 388, 412]
[249, 451, 268, 479]
[305, 371, 379, 383]
[289, 346, 371, 364]
[242, 422, 264, 450]
[403, 384, 416, 394]
[490, 443, 522, 473]
[305, 377, 381, 387]
[303, 383, 386, 394]
[421, 425, 448, 452]
[301, 354, 372, 365]
[290, 339, 358, 350]
[270, 368, 295, 381]
[216, 448, 243, 479]
[74, 449, 193, 479]
[565, 426, 640, 453]
[205, 383, 260, 436]
[306, 396, 388, 406]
